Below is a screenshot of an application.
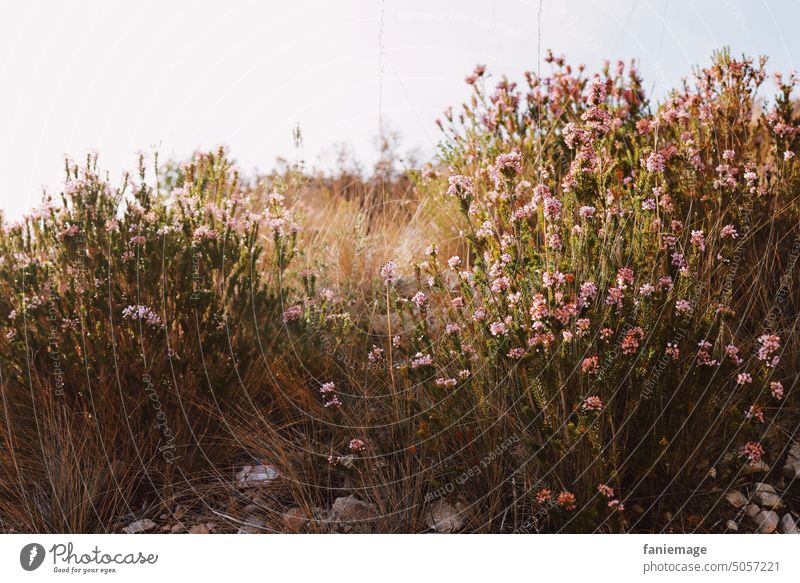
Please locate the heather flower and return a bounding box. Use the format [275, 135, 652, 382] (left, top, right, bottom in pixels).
[581, 356, 599, 375]
[121, 305, 162, 327]
[489, 321, 509, 336]
[597, 484, 614, 498]
[745, 404, 765, 423]
[756, 334, 781, 366]
[621, 327, 645, 355]
[434, 377, 457, 388]
[410, 353, 433, 368]
[448, 255, 462, 269]
[739, 441, 764, 464]
[690, 229, 706, 251]
[493, 150, 523, 183]
[578, 205, 596, 219]
[380, 260, 398, 286]
[675, 299, 692, 315]
[638, 283, 655, 296]
[445, 323, 462, 335]
[557, 491, 576, 511]
[535, 488, 552, 504]
[582, 395, 603, 411]
[507, 347, 526, 359]
[725, 344, 743, 365]
[721, 224, 739, 239]
[367, 346, 384, 362]
[645, 151, 666, 173]
[349, 438, 366, 452]
[282, 304, 303, 322]
[411, 291, 428, 308]
[736, 373, 752, 385]
[770, 381, 784, 400]
[451, 296, 465, 309]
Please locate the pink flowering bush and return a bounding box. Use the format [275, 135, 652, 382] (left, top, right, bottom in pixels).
[338, 50, 799, 532]
[0, 149, 303, 531]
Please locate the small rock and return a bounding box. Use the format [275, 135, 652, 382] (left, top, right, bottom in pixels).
[170, 522, 185, 533]
[328, 496, 378, 532]
[754, 510, 779, 534]
[779, 514, 798, 534]
[781, 461, 800, 480]
[706, 467, 717, 479]
[236, 516, 265, 534]
[726, 520, 738, 532]
[753, 491, 784, 510]
[725, 490, 747, 509]
[746, 504, 761, 518]
[788, 443, 800, 463]
[236, 464, 279, 486]
[753, 482, 776, 494]
[425, 500, 466, 533]
[282, 507, 309, 532]
[189, 524, 210, 534]
[631, 504, 645, 515]
[741, 461, 770, 475]
[122, 519, 156, 534]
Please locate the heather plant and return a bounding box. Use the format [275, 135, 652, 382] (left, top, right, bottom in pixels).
[0, 148, 302, 532]
[330, 50, 800, 531]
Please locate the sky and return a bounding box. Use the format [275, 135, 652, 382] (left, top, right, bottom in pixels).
[0, 0, 798, 221]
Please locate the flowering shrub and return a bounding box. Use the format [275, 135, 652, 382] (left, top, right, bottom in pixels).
[0, 149, 301, 531]
[365, 50, 799, 531]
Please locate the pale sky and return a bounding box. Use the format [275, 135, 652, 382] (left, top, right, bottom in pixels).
[0, 0, 797, 221]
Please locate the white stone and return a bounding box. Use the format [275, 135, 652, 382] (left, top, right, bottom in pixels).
[754, 510, 779, 534]
[425, 500, 466, 533]
[779, 514, 798, 534]
[122, 519, 156, 534]
[236, 464, 279, 486]
[725, 490, 747, 509]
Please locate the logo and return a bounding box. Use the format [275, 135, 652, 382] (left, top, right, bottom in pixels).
[20, 543, 46, 571]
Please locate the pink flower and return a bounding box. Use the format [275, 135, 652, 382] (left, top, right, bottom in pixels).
[597, 483, 614, 498]
[675, 299, 692, 315]
[434, 377, 457, 388]
[411, 291, 428, 308]
[448, 256, 462, 269]
[447, 175, 474, 199]
[121, 305, 161, 327]
[645, 151, 666, 173]
[770, 381, 784, 400]
[535, 488, 552, 504]
[745, 404, 765, 423]
[757, 334, 781, 366]
[582, 395, 603, 411]
[507, 347, 527, 358]
[380, 260, 398, 286]
[621, 327, 645, 355]
[557, 491, 576, 511]
[736, 373, 752, 385]
[739, 441, 764, 464]
[282, 305, 303, 322]
[581, 356, 599, 375]
[721, 224, 739, 239]
[410, 353, 433, 368]
[690, 229, 706, 251]
[349, 438, 366, 452]
[490, 321, 509, 336]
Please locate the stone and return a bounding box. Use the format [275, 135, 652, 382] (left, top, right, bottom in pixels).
[753, 510, 779, 534]
[753, 482, 776, 494]
[282, 507, 309, 532]
[236, 464, 279, 486]
[741, 461, 769, 476]
[189, 524, 210, 534]
[122, 519, 156, 534]
[170, 522, 185, 533]
[753, 491, 784, 510]
[746, 504, 761, 518]
[781, 461, 800, 480]
[425, 500, 466, 533]
[725, 520, 738, 532]
[725, 490, 747, 509]
[236, 516, 265, 534]
[779, 514, 798, 534]
[788, 443, 800, 463]
[327, 496, 378, 532]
